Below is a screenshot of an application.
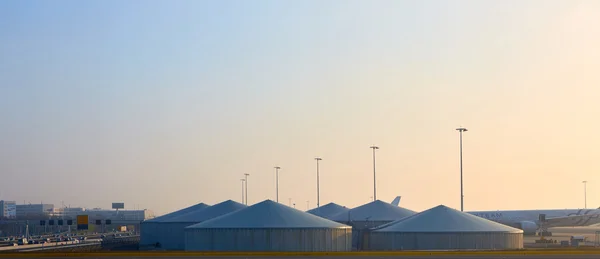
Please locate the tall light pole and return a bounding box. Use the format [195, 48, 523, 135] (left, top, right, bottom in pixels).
[274, 166, 281, 203]
[583, 181, 588, 209]
[456, 127, 468, 211]
[244, 173, 250, 205]
[315, 157, 322, 208]
[240, 179, 245, 204]
[370, 145, 379, 201]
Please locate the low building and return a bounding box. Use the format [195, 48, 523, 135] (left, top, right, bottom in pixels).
[85, 208, 149, 221]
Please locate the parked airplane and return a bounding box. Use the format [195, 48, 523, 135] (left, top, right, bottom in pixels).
[391, 196, 401, 206]
[392, 198, 600, 235]
[467, 208, 600, 235]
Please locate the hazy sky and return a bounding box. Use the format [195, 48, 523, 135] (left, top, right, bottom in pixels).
[1, 0, 600, 216]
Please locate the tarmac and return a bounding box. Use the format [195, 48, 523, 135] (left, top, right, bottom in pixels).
[2, 226, 600, 258]
[0, 256, 600, 259]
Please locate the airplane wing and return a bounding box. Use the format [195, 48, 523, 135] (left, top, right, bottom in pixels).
[543, 213, 600, 228]
[391, 196, 401, 206]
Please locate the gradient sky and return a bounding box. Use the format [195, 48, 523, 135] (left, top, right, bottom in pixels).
[1, 0, 600, 216]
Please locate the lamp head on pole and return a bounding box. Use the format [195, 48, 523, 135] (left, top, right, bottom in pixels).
[456, 127, 468, 132]
[274, 166, 281, 170]
[315, 157, 322, 161]
[370, 146, 379, 150]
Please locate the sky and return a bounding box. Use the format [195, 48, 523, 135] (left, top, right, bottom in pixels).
[1, 0, 600, 216]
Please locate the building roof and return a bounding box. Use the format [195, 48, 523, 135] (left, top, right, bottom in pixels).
[164, 200, 246, 222]
[329, 200, 416, 222]
[186, 200, 351, 229]
[145, 202, 210, 222]
[307, 203, 349, 219]
[374, 205, 524, 233]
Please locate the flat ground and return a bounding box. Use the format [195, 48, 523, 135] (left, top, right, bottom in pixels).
[2, 226, 600, 258]
[524, 226, 600, 247]
[0, 256, 600, 259]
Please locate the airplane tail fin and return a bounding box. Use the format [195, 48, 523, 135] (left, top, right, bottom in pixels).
[391, 196, 401, 206]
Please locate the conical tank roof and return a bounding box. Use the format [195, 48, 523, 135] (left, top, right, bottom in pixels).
[145, 202, 210, 222]
[186, 200, 351, 229]
[375, 205, 523, 233]
[307, 203, 349, 219]
[329, 200, 416, 222]
[164, 200, 246, 222]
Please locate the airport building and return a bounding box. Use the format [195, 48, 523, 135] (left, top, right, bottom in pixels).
[84, 208, 149, 221]
[0, 201, 16, 219]
[16, 204, 54, 219]
[367, 205, 524, 250]
[185, 200, 352, 252]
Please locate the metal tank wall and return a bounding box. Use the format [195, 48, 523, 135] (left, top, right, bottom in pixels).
[367, 232, 523, 250]
[185, 228, 352, 252]
[140, 222, 160, 247]
[344, 220, 392, 250]
[152, 222, 196, 250]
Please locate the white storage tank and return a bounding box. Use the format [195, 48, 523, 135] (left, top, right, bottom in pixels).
[329, 200, 416, 249]
[140, 202, 210, 248]
[307, 203, 349, 220]
[154, 200, 246, 250]
[185, 200, 352, 252]
[368, 205, 524, 250]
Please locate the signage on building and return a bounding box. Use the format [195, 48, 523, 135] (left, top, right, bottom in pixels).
[77, 215, 89, 230]
[112, 203, 125, 209]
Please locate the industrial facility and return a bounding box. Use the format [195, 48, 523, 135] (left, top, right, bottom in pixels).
[184, 200, 352, 252]
[367, 205, 524, 250]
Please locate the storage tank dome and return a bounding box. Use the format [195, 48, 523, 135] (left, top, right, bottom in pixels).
[185, 200, 352, 251]
[306, 203, 349, 220]
[140, 202, 210, 248]
[368, 205, 523, 250]
[148, 200, 245, 250]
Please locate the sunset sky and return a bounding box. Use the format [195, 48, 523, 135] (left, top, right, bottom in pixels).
[1, 0, 600, 215]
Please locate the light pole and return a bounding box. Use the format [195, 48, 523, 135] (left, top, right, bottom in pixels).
[240, 179, 245, 204]
[370, 145, 379, 201]
[315, 157, 322, 208]
[244, 173, 250, 205]
[274, 166, 281, 203]
[456, 127, 468, 211]
[583, 181, 588, 209]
